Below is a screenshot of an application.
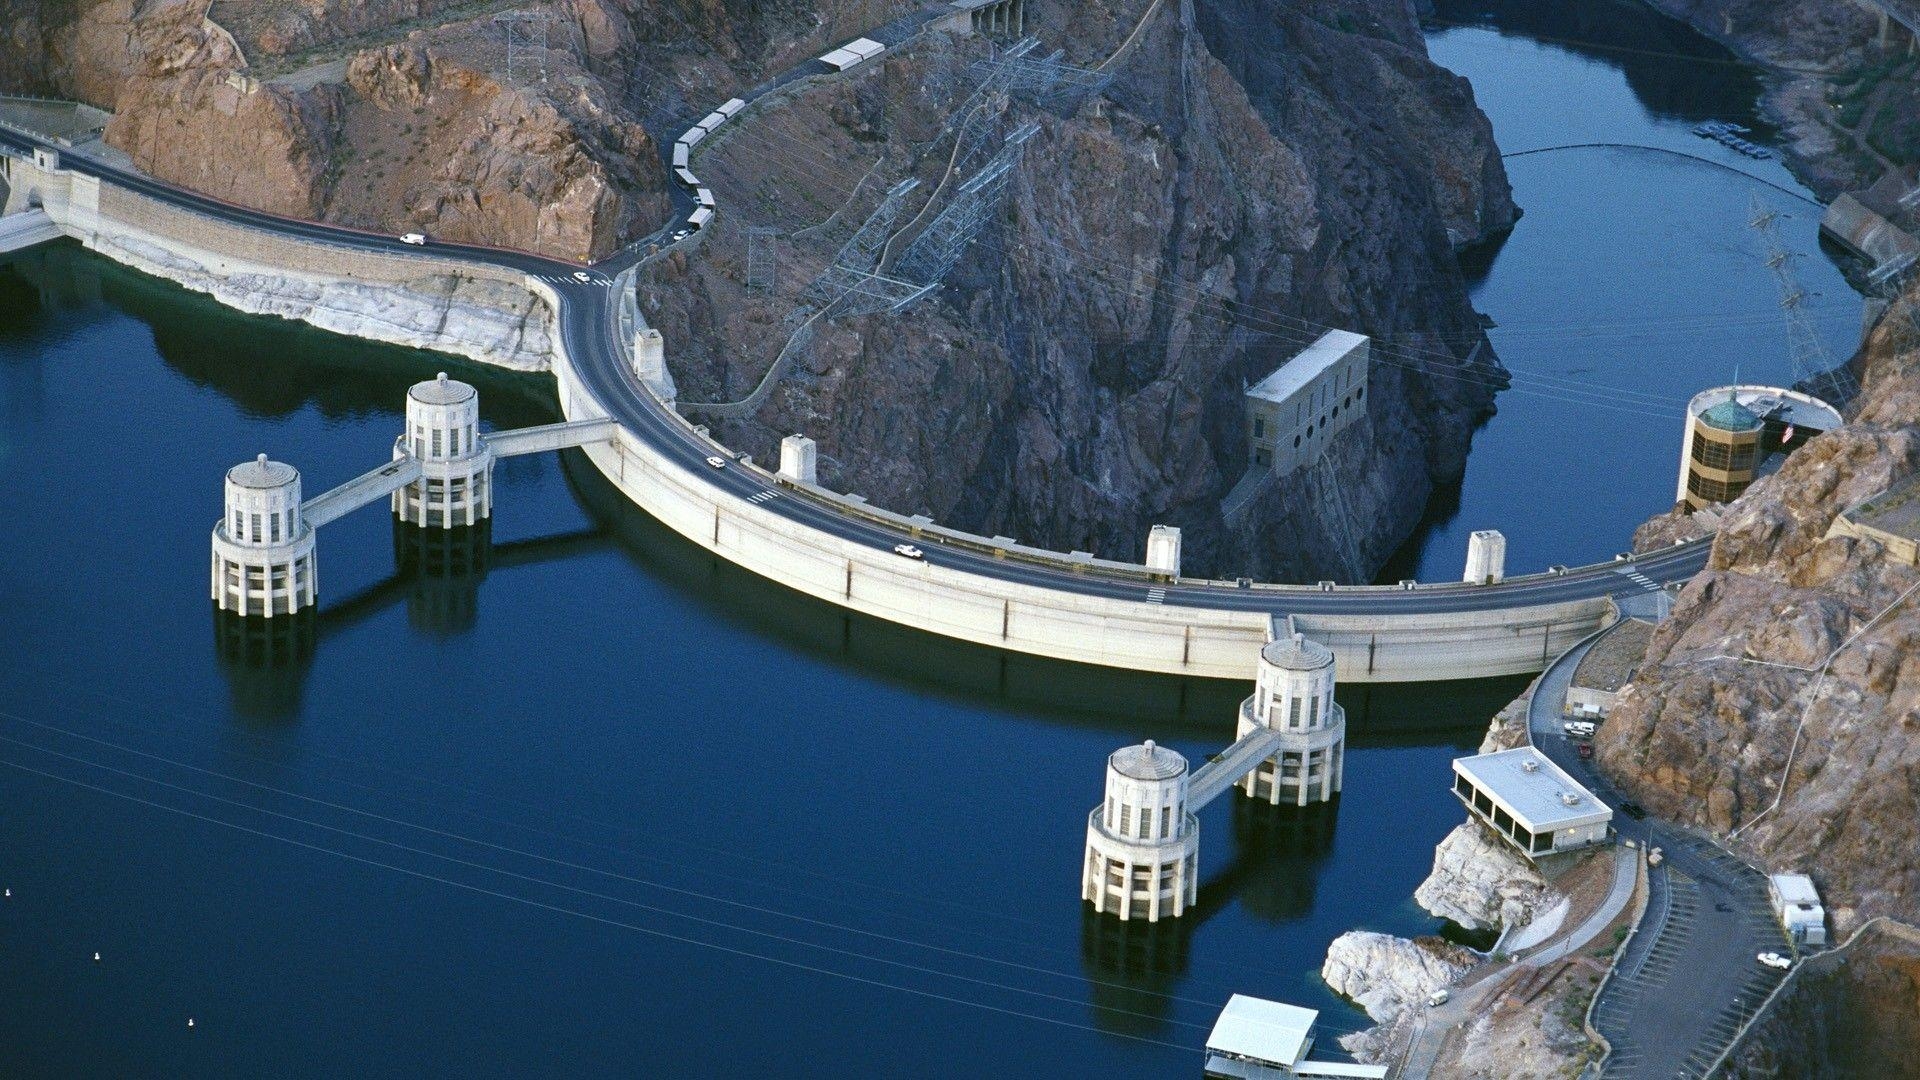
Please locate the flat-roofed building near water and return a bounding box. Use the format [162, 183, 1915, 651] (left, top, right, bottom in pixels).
[1452, 747, 1611, 861]
[1203, 994, 1388, 1079]
[1245, 330, 1369, 477]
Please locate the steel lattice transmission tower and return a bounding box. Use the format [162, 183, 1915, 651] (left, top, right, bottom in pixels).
[746, 227, 779, 292]
[495, 10, 555, 87]
[1748, 193, 1858, 402]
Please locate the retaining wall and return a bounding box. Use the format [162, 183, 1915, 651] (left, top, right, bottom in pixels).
[7, 147, 1618, 682]
[1, 154, 554, 370]
[541, 292, 1614, 683]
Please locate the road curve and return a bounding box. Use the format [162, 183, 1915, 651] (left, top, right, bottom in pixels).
[0, 117, 1712, 639]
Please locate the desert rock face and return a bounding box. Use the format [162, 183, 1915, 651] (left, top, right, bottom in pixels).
[1415, 819, 1553, 933]
[648, 0, 1515, 579]
[1322, 930, 1477, 1023]
[1723, 922, 1920, 1079]
[1597, 287, 1920, 937]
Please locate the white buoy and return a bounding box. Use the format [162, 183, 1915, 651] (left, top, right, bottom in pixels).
[187, 1018, 196, 1028]
[92, 951, 101, 962]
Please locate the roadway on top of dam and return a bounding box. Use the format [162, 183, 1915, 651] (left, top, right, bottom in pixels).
[0, 89, 1710, 625]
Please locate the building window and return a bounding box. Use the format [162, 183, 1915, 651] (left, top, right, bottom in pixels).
[1289, 698, 1302, 728]
[1160, 806, 1171, 837]
[1119, 805, 1132, 836]
[1252, 417, 1265, 438]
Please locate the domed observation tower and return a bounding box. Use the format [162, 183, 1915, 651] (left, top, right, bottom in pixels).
[211, 454, 316, 617]
[1677, 384, 1840, 511]
[394, 372, 494, 528]
[1236, 632, 1346, 806]
[1082, 740, 1199, 922]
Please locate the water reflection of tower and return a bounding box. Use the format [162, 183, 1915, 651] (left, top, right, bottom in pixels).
[1080, 904, 1194, 1040]
[212, 608, 315, 722]
[392, 518, 492, 636]
[1226, 796, 1340, 924]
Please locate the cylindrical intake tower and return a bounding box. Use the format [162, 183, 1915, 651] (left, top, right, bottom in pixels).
[394, 372, 493, 528]
[211, 454, 317, 617]
[1236, 632, 1346, 806]
[1083, 740, 1198, 922]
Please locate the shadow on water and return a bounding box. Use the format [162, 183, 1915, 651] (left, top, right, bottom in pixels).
[1079, 798, 1345, 1037]
[1426, 0, 1772, 131]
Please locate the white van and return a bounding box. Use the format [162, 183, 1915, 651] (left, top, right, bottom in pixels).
[1563, 721, 1596, 739]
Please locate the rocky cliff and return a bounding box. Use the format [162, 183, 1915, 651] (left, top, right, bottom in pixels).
[1322, 930, 1476, 1023]
[648, 0, 1514, 580]
[1605, 289, 1920, 932]
[1602, 287, 1920, 1071]
[1723, 920, 1920, 1078]
[1646, 0, 1917, 197]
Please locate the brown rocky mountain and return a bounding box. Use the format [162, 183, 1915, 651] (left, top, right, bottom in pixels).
[647, 0, 1515, 580]
[1613, 285, 1920, 1074]
[1, 0, 1512, 581]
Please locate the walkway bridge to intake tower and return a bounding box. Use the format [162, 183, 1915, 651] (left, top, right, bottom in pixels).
[0, 4, 1711, 684]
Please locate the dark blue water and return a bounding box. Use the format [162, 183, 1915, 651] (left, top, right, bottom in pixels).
[0, 4, 1857, 1075]
[0, 249, 1514, 1075]
[1390, 0, 1861, 580]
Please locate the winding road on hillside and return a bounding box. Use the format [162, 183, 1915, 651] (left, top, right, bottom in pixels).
[0, 25, 1713, 642]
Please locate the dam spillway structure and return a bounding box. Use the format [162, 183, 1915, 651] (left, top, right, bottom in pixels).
[210, 373, 617, 620]
[211, 454, 317, 617]
[395, 372, 494, 528]
[1083, 618, 1349, 921]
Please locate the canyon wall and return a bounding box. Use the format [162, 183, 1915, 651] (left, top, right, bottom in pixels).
[1606, 287, 1920, 1072]
[647, 0, 1514, 580]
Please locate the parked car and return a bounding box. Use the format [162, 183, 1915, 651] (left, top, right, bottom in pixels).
[705, 456, 727, 469]
[893, 544, 925, 560]
[1577, 743, 1594, 760]
[1563, 721, 1596, 739]
[1757, 952, 1792, 970]
[1620, 801, 1648, 820]
[1426, 990, 1450, 1007]
[399, 232, 428, 245]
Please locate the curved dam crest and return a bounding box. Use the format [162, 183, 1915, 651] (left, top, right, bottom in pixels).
[0, 27, 1704, 683]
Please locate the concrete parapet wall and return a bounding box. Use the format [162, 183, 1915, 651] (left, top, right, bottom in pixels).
[544, 305, 1615, 682]
[6, 156, 555, 370]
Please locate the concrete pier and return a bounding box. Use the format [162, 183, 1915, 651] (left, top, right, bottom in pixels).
[779, 434, 818, 484]
[211, 454, 317, 617]
[1465, 529, 1507, 585]
[1082, 740, 1198, 922]
[1084, 618, 1347, 921]
[211, 377, 616, 618]
[394, 373, 493, 529]
[1144, 525, 1182, 580]
[1232, 631, 1345, 807]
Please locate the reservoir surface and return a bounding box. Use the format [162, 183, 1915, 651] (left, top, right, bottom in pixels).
[0, 2, 1855, 1075]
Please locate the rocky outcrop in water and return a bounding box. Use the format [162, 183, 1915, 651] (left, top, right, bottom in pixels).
[1321, 930, 1476, 1023]
[1416, 819, 1552, 934]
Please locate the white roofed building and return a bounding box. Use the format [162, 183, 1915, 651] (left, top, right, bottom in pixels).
[1768, 874, 1827, 947]
[1244, 330, 1369, 478]
[1451, 747, 1612, 861]
[1204, 995, 1388, 1078]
